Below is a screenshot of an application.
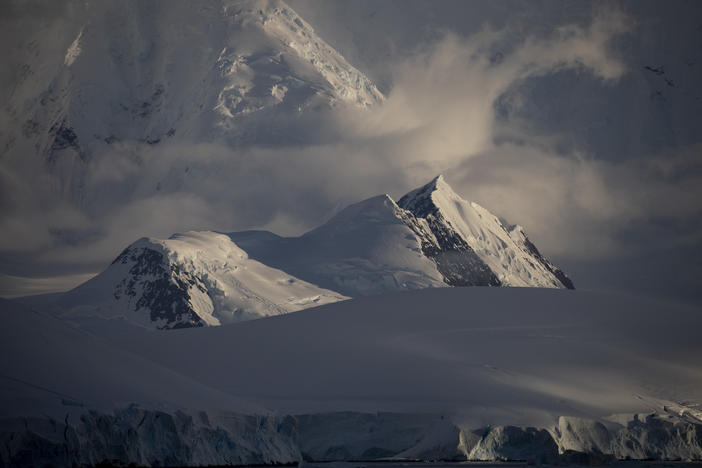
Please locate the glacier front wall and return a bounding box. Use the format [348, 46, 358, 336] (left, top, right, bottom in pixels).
[3, 410, 702, 467]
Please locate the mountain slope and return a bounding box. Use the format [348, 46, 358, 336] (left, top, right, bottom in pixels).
[398, 175, 574, 289]
[0, 299, 260, 415]
[6, 289, 702, 465]
[232, 175, 573, 296]
[1, 0, 383, 205]
[229, 194, 447, 297]
[24, 176, 571, 329]
[45, 231, 347, 329]
[94, 287, 702, 419]
[0, 298, 301, 467]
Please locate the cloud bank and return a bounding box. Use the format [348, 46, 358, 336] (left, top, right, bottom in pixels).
[1, 4, 700, 300]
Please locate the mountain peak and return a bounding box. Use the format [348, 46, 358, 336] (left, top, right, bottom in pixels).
[64, 231, 347, 329]
[4, 0, 385, 204]
[397, 176, 575, 290]
[432, 173, 445, 184]
[397, 175, 461, 217]
[423, 174, 450, 192]
[45, 177, 574, 331]
[430, 174, 458, 197]
[230, 0, 384, 108]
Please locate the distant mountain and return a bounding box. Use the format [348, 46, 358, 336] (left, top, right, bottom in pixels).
[229, 193, 448, 297]
[39, 231, 346, 329]
[29, 176, 572, 329]
[398, 175, 574, 289]
[1, 0, 383, 204]
[233, 175, 573, 296]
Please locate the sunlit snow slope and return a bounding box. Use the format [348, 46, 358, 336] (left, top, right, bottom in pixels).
[398, 175, 574, 289]
[46, 231, 347, 329]
[229, 194, 448, 296]
[231, 175, 573, 296]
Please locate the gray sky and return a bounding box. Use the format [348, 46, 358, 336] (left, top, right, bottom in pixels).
[290, 0, 702, 304]
[1, 0, 701, 304]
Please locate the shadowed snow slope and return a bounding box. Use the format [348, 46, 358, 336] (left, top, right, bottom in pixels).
[0, 300, 302, 467]
[1, 0, 383, 205]
[0, 299, 260, 417]
[94, 287, 701, 420]
[3, 288, 702, 464]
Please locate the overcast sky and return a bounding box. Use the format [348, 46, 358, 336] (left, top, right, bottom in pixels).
[288, 0, 702, 304]
[1, 0, 701, 303]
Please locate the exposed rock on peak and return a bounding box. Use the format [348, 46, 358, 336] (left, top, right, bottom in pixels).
[37, 177, 573, 330]
[398, 176, 574, 290]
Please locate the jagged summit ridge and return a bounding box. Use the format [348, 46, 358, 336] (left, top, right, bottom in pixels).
[398, 175, 574, 289]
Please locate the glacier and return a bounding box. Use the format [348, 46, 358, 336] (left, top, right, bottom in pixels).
[2, 286, 702, 465]
[34, 231, 347, 329]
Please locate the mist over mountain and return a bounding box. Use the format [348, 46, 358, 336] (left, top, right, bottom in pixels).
[0, 1, 700, 299]
[1, 2, 702, 466]
[25, 175, 571, 330]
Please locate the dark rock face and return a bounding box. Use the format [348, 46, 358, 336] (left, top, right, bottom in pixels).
[48, 120, 88, 165]
[398, 176, 575, 290]
[50, 124, 80, 151]
[398, 182, 501, 287]
[421, 214, 502, 287]
[405, 212, 501, 287]
[112, 246, 206, 329]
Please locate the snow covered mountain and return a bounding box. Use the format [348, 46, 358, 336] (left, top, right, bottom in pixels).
[229, 194, 448, 296]
[43, 231, 346, 329]
[1, 0, 383, 204]
[32, 176, 572, 330]
[231, 175, 574, 296]
[398, 175, 574, 289]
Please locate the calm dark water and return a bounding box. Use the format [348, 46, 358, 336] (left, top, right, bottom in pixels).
[235, 461, 702, 468]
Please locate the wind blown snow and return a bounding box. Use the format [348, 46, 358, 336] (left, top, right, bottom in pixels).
[63, 28, 82, 66]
